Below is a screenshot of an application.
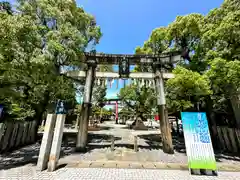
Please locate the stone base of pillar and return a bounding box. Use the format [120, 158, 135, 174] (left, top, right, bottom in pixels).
[75, 147, 88, 152]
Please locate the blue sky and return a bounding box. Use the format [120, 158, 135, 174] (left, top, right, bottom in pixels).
[5, 0, 224, 106]
[78, 0, 223, 54]
[76, 0, 223, 103]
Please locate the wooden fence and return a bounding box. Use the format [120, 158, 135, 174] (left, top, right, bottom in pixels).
[215, 126, 240, 153]
[0, 120, 37, 153]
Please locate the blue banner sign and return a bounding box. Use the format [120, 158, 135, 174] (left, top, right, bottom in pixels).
[55, 100, 66, 114]
[181, 112, 217, 170]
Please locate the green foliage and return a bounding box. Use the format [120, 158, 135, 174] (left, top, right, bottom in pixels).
[135, 0, 240, 120]
[204, 58, 240, 113]
[118, 84, 156, 118]
[0, 1, 12, 15]
[0, 1, 101, 121]
[202, 1, 240, 61]
[135, 27, 169, 55]
[166, 67, 212, 112]
[92, 85, 107, 107]
[167, 14, 203, 50]
[206, 58, 240, 94]
[92, 107, 112, 116]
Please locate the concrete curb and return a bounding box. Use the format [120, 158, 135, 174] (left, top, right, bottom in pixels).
[65, 161, 240, 172]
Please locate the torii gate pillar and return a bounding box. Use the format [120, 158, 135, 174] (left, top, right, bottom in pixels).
[154, 63, 174, 154]
[115, 101, 118, 124]
[76, 60, 96, 152]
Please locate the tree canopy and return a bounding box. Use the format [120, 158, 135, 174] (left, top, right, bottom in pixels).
[118, 84, 156, 120]
[0, 0, 101, 122]
[1, 0, 240, 129]
[121, 0, 240, 126]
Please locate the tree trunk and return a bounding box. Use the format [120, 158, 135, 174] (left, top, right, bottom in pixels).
[33, 91, 50, 141]
[205, 96, 218, 149]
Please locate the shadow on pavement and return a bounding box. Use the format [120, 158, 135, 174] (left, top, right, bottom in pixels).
[0, 143, 40, 170]
[139, 132, 240, 163]
[138, 133, 186, 153]
[1, 129, 240, 171]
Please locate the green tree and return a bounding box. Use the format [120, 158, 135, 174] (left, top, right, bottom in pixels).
[118, 84, 156, 121]
[0, 0, 101, 131]
[166, 67, 212, 113]
[202, 1, 240, 61]
[0, 1, 12, 15]
[205, 58, 240, 126]
[135, 0, 240, 126]
[136, 27, 170, 55]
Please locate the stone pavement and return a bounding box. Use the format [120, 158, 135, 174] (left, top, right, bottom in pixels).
[65, 160, 240, 172]
[1, 120, 240, 180]
[0, 167, 240, 180]
[58, 121, 240, 165]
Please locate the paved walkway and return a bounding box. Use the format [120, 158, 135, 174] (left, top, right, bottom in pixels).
[58, 121, 188, 163]
[59, 121, 240, 165]
[1, 121, 240, 180]
[0, 167, 240, 180]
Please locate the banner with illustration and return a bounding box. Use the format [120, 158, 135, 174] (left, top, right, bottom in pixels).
[181, 112, 217, 170]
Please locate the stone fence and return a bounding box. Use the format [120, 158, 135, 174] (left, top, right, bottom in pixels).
[0, 120, 37, 153]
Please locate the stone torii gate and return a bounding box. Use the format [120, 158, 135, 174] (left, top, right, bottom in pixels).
[103, 98, 122, 123]
[68, 52, 183, 154]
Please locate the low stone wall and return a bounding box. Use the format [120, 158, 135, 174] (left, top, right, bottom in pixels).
[0, 120, 37, 153]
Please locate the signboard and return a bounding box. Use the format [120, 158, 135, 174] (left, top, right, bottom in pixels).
[181, 112, 217, 171]
[119, 57, 130, 78]
[55, 100, 66, 114]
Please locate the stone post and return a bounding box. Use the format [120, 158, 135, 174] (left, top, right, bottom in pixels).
[134, 136, 138, 152]
[37, 114, 57, 171]
[154, 63, 174, 154]
[75, 115, 80, 130]
[111, 135, 115, 151]
[48, 114, 66, 172]
[76, 60, 96, 152]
